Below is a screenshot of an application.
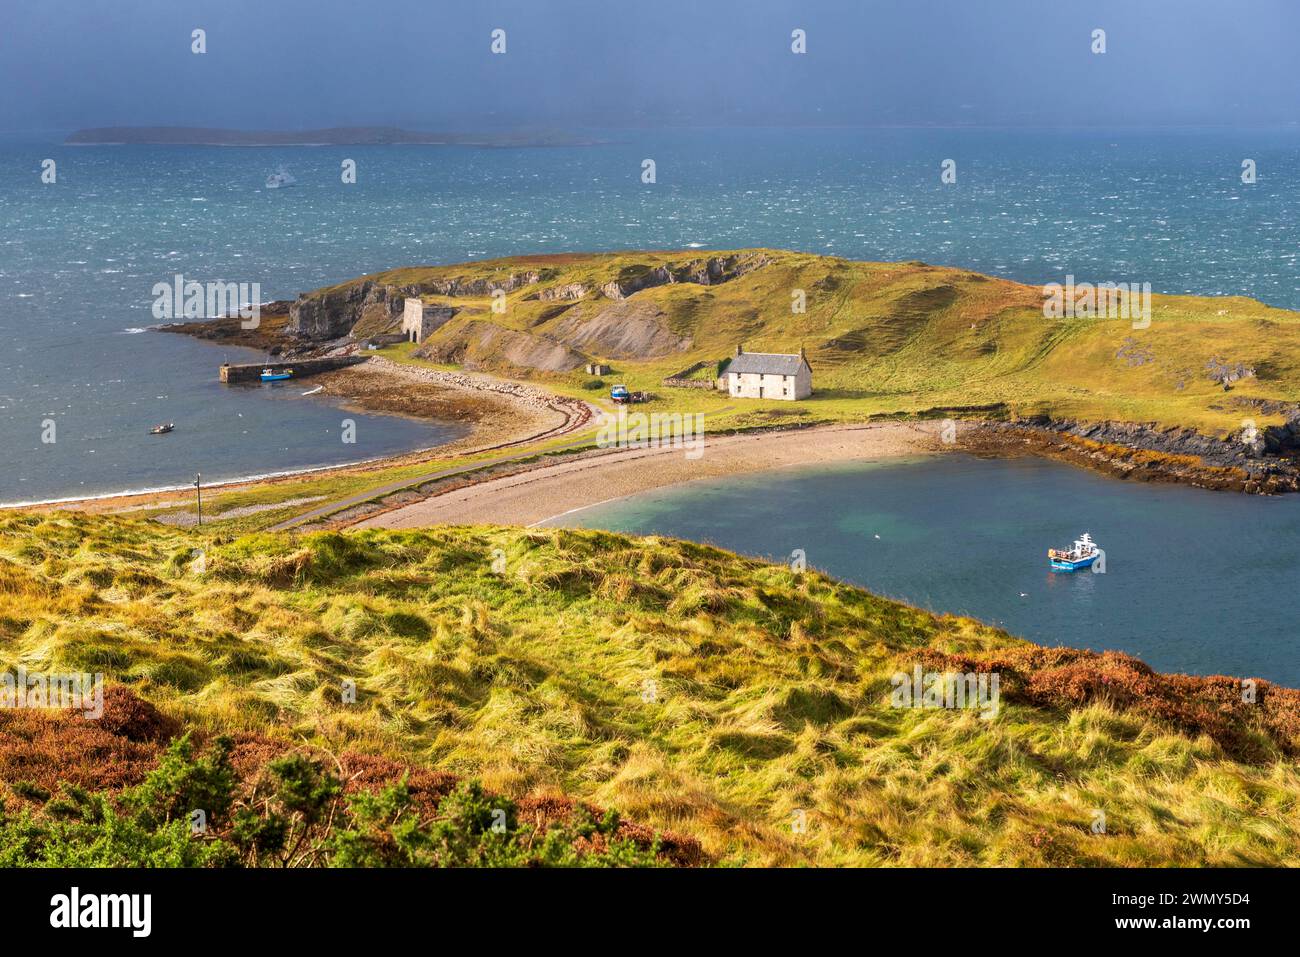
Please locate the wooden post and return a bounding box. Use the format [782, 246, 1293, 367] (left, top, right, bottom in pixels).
[195, 473, 202, 527]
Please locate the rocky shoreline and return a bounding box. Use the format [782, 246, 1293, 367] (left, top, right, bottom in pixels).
[328, 356, 597, 451]
[962, 415, 1300, 494]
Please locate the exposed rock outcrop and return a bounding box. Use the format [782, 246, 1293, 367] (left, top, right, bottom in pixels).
[1263, 413, 1300, 456]
[602, 266, 673, 300]
[288, 281, 408, 340]
[1206, 357, 1256, 388]
[1046, 418, 1268, 467]
[288, 271, 548, 341]
[964, 415, 1300, 493]
[535, 282, 591, 301]
[282, 255, 769, 344]
[424, 271, 543, 298]
[599, 253, 771, 300]
[1026, 416, 1300, 466]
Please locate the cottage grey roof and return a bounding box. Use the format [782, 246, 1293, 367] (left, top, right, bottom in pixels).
[726, 352, 807, 376]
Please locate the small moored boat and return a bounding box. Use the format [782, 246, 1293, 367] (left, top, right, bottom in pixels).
[149, 423, 174, 435]
[260, 367, 294, 382]
[1048, 532, 1100, 572]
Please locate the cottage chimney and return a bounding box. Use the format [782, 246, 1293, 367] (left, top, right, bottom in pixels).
[736, 343, 743, 356]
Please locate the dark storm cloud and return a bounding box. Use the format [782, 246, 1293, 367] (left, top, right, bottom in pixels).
[2, 0, 1296, 131]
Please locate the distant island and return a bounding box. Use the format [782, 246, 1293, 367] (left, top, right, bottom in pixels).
[64, 126, 598, 147]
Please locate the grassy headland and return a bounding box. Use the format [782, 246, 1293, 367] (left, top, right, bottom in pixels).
[125, 248, 1300, 532]
[291, 248, 1300, 436]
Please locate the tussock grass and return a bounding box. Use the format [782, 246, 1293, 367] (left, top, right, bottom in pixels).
[2, 510, 1298, 866]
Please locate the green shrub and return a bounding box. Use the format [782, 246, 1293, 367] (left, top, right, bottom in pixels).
[9, 780, 50, 803]
[126, 733, 237, 831]
[330, 779, 663, 868]
[0, 735, 667, 868]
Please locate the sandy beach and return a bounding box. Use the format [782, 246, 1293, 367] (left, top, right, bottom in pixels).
[357, 422, 946, 530]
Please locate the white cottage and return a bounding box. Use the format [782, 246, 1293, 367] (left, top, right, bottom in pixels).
[725, 345, 812, 400]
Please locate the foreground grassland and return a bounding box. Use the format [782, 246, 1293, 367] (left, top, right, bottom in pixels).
[3, 512, 1298, 866]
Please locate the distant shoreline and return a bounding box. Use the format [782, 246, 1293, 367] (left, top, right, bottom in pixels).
[64, 125, 600, 147]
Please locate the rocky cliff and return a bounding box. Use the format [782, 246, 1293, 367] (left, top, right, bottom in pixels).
[287, 271, 550, 341]
[288, 280, 408, 340]
[283, 255, 768, 346]
[599, 253, 771, 299]
[1019, 415, 1300, 467]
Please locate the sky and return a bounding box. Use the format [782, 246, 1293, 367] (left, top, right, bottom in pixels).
[2, 0, 1298, 132]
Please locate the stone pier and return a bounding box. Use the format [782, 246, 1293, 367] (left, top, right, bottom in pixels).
[219, 355, 366, 383]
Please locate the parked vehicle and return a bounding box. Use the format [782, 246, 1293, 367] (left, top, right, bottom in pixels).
[610, 384, 649, 404]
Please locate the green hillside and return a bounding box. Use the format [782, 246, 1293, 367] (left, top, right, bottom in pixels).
[3, 511, 1298, 866]
[300, 249, 1300, 436]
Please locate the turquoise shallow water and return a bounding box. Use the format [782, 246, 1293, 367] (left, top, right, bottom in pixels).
[2, 127, 1298, 500]
[550, 454, 1300, 688]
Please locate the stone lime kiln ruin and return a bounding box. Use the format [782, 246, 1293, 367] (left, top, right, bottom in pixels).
[401, 297, 456, 344]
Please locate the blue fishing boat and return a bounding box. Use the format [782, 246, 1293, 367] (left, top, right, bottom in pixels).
[610, 384, 630, 404]
[260, 367, 294, 382]
[1048, 532, 1101, 572]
